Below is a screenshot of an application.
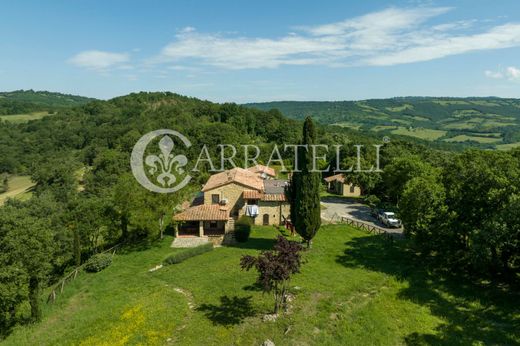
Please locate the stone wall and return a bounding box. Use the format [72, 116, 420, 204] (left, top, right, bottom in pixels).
[204, 182, 254, 217]
[339, 182, 362, 197]
[249, 201, 290, 226]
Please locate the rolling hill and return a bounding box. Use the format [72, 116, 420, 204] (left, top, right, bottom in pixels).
[246, 97, 520, 149]
[3, 226, 518, 345]
[0, 90, 96, 117]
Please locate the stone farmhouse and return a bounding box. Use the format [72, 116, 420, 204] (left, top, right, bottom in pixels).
[173, 165, 290, 240]
[324, 173, 361, 197]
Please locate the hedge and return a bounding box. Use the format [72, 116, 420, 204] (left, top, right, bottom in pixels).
[163, 243, 213, 265]
[85, 253, 112, 273]
[235, 215, 253, 242]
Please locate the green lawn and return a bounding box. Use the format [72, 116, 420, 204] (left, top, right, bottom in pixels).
[0, 176, 35, 206]
[0, 112, 52, 123]
[3, 226, 519, 345]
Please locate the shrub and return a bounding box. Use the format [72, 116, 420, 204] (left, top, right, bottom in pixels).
[84, 253, 112, 273]
[365, 194, 380, 209]
[0, 174, 8, 194]
[235, 215, 253, 242]
[241, 236, 303, 313]
[163, 243, 213, 265]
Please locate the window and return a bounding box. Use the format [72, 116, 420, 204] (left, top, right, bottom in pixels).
[350, 185, 355, 193]
[211, 194, 220, 204]
[210, 221, 217, 228]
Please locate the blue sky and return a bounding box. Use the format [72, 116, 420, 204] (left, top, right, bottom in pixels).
[1, 0, 520, 102]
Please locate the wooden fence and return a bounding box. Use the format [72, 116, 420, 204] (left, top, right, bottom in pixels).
[328, 212, 401, 242]
[47, 243, 122, 304]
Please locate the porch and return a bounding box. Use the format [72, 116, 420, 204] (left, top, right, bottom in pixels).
[175, 220, 226, 238]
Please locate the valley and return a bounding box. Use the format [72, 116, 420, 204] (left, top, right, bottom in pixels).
[247, 97, 520, 149]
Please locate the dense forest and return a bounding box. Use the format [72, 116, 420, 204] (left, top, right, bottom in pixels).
[247, 97, 520, 149]
[0, 91, 519, 337]
[0, 90, 94, 115]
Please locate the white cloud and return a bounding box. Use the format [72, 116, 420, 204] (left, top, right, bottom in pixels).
[154, 7, 520, 70]
[485, 66, 520, 80]
[506, 66, 520, 80]
[68, 50, 130, 71]
[366, 23, 520, 66]
[485, 70, 504, 79]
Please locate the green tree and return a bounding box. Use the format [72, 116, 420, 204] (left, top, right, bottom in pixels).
[400, 175, 450, 252]
[0, 205, 54, 322]
[241, 236, 303, 313]
[288, 117, 321, 248]
[31, 157, 78, 204]
[383, 155, 436, 204]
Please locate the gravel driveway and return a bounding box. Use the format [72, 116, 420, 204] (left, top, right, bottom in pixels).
[320, 196, 403, 234]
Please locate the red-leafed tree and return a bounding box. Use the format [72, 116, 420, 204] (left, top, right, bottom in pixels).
[240, 236, 303, 313]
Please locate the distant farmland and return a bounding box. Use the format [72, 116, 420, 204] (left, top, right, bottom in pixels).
[246, 97, 520, 149]
[0, 111, 52, 123]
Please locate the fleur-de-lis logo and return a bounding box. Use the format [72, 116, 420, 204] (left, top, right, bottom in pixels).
[145, 135, 187, 187]
[131, 129, 192, 193]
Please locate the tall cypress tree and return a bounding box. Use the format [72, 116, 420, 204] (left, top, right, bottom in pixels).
[288, 117, 321, 248]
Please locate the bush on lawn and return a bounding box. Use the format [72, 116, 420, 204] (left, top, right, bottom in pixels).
[235, 215, 253, 242]
[85, 253, 112, 273]
[163, 243, 213, 265]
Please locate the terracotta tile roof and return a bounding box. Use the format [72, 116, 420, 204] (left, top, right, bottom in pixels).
[247, 164, 276, 178]
[173, 205, 228, 221]
[243, 190, 262, 199]
[261, 194, 286, 202]
[324, 173, 346, 183]
[202, 167, 264, 192]
[243, 190, 286, 202]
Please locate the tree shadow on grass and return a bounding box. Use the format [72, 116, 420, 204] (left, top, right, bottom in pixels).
[229, 236, 276, 251]
[197, 295, 256, 326]
[336, 235, 520, 345]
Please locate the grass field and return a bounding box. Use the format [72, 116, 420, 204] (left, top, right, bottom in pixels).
[0, 176, 35, 206]
[391, 127, 447, 141]
[442, 121, 477, 130]
[331, 122, 361, 130]
[444, 135, 503, 144]
[0, 112, 51, 123]
[371, 125, 397, 132]
[496, 142, 520, 151]
[385, 104, 413, 112]
[3, 225, 518, 345]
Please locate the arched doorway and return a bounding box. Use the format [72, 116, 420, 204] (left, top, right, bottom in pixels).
[263, 214, 269, 225]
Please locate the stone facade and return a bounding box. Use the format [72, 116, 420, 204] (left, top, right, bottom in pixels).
[250, 201, 291, 226]
[327, 180, 361, 197]
[203, 182, 290, 228]
[204, 182, 255, 219]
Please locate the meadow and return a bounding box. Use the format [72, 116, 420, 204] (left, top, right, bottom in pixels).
[0, 112, 51, 123]
[3, 225, 518, 345]
[444, 134, 503, 144]
[0, 176, 34, 206]
[390, 127, 447, 141]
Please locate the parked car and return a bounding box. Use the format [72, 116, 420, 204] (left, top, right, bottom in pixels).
[377, 211, 401, 228]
